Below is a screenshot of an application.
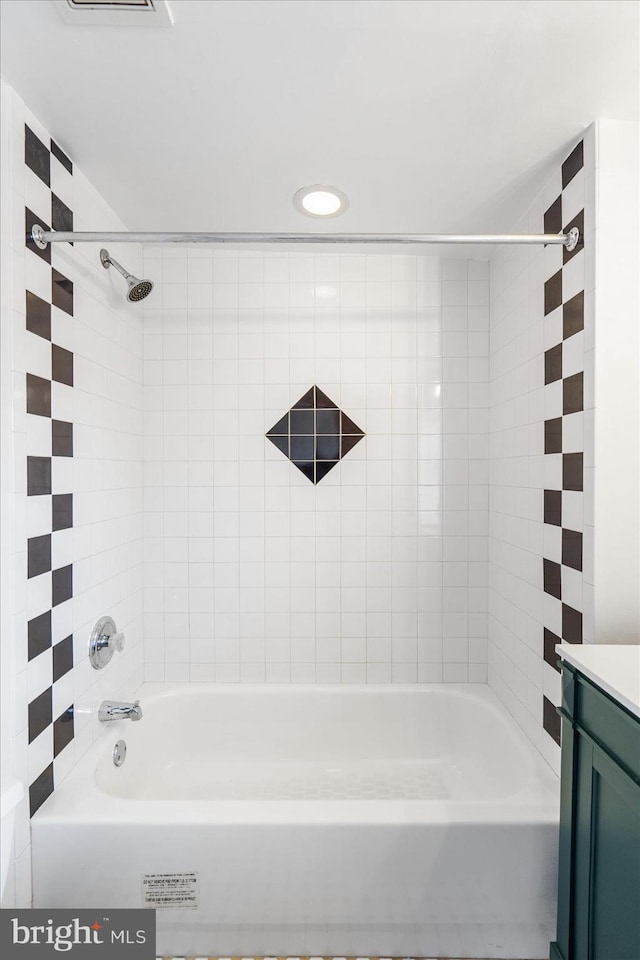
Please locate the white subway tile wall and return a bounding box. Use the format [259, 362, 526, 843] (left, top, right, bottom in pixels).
[142, 250, 490, 684]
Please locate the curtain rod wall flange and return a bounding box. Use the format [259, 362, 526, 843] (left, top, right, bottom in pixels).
[31, 225, 580, 251]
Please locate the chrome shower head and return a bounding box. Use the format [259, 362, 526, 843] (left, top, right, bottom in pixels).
[100, 248, 153, 303]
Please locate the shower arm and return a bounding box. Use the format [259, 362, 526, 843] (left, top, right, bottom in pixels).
[31, 225, 580, 251]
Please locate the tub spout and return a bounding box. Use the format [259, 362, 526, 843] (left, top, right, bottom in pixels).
[98, 700, 143, 722]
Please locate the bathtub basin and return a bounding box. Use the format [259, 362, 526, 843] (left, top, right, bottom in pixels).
[32, 683, 559, 958]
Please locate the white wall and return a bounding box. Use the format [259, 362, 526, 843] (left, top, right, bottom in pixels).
[142, 248, 490, 684]
[0, 81, 144, 907]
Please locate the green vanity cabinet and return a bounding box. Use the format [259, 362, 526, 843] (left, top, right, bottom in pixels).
[550, 662, 640, 960]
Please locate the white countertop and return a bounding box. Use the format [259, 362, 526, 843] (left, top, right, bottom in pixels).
[557, 644, 640, 719]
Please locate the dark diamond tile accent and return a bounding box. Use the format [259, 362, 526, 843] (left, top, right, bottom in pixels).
[563, 453, 583, 492]
[25, 125, 50, 186]
[53, 706, 74, 757]
[52, 345, 74, 386]
[562, 603, 583, 644]
[52, 270, 73, 316]
[28, 534, 51, 579]
[544, 344, 562, 385]
[543, 695, 561, 746]
[51, 194, 73, 235]
[563, 209, 584, 265]
[266, 386, 364, 484]
[544, 627, 562, 673]
[562, 529, 583, 572]
[563, 290, 584, 340]
[52, 564, 73, 606]
[26, 291, 51, 341]
[563, 372, 583, 415]
[544, 195, 562, 235]
[28, 688, 52, 743]
[562, 140, 584, 189]
[27, 456, 51, 496]
[544, 418, 562, 454]
[544, 489, 562, 526]
[544, 270, 562, 316]
[25, 207, 51, 264]
[53, 635, 73, 682]
[543, 558, 562, 600]
[52, 493, 73, 531]
[26, 374, 51, 417]
[51, 139, 73, 174]
[29, 763, 54, 817]
[52, 420, 73, 457]
[28, 610, 52, 662]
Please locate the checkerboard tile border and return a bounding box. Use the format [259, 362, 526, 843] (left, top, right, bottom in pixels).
[542, 140, 585, 747]
[24, 124, 76, 816]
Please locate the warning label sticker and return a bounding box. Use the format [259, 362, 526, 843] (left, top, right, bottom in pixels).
[142, 872, 199, 909]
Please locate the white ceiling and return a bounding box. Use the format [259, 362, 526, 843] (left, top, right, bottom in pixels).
[1, 0, 638, 248]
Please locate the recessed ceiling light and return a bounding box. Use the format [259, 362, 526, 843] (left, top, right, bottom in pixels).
[293, 185, 349, 218]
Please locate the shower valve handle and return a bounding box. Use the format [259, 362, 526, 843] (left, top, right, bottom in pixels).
[89, 616, 126, 669]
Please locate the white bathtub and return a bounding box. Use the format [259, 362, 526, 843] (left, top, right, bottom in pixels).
[32, 684, 559, 959]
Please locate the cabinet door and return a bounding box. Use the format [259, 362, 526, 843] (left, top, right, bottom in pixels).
[573, 738, 640, 959]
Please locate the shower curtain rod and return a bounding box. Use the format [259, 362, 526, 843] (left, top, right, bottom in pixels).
[31, 225, 580, 251]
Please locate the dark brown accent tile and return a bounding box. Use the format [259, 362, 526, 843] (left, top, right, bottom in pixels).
[26, 291, 51, 341]
[563, 290, 584, 340]
[51, 345, 74, 386]
[341, 412, 365, 435]
[25, 125, 50, 186]
[563, 372, 583, 415]
[562, 140, 584, 189]
[544, 418, 562, 454]
[562, 603, 583, 644]
[543, 695, 561, 746]
[27, 456, 51, 496]
[52, 564, 73, 607]
[544, 343, 562, 385]
[563, 209, 584, 265]
[544, 270, 562, 316]
[267, 435, 289, 457]
[53, 635, 73, 682]
[291, 387, 315, 409]
[544, 195, 562, 235]
[544, 627, 562, 673]
[315, 386, 339, 409]
[544, 489, 562, 526]
[266, 413, 288, 436]
[52, 420, 73, 457]
[290, 435, 314, 460]
[52, 270, 74, 316]
[316, 409, 340, 434]
[26, 373, 51, 418]
[28, 688, 52, 743]
[51, 194, 73, 235]
[563, 453, 583, 491]
[315, 460, 339, 483]
[28, 610, 52, 662]
[52, 493, 73, 531]
[342, 433, 364, 456]
[562, 529, 583, 571]
[293, 460, 315, 482]
[28, 534, 51, 579]
[315, 434, 340, 460]
[29, 763, 54, 816]
[543, 558, 562, 599]
[51, 139, 73, 174]
[290, 409, 314, 434]
[53, 706, 74, 757]
[25, 207, 51, 264]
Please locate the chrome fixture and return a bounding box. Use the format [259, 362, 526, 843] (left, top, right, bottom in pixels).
[30, 224, 581, 251]
[112, 740, 127, 767]
[99, 701, 143, 723]
[99, 248, 154, 302]
[89, 616, 125, 670]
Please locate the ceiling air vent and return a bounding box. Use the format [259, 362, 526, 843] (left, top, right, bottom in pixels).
[53, 0, 173, 26]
